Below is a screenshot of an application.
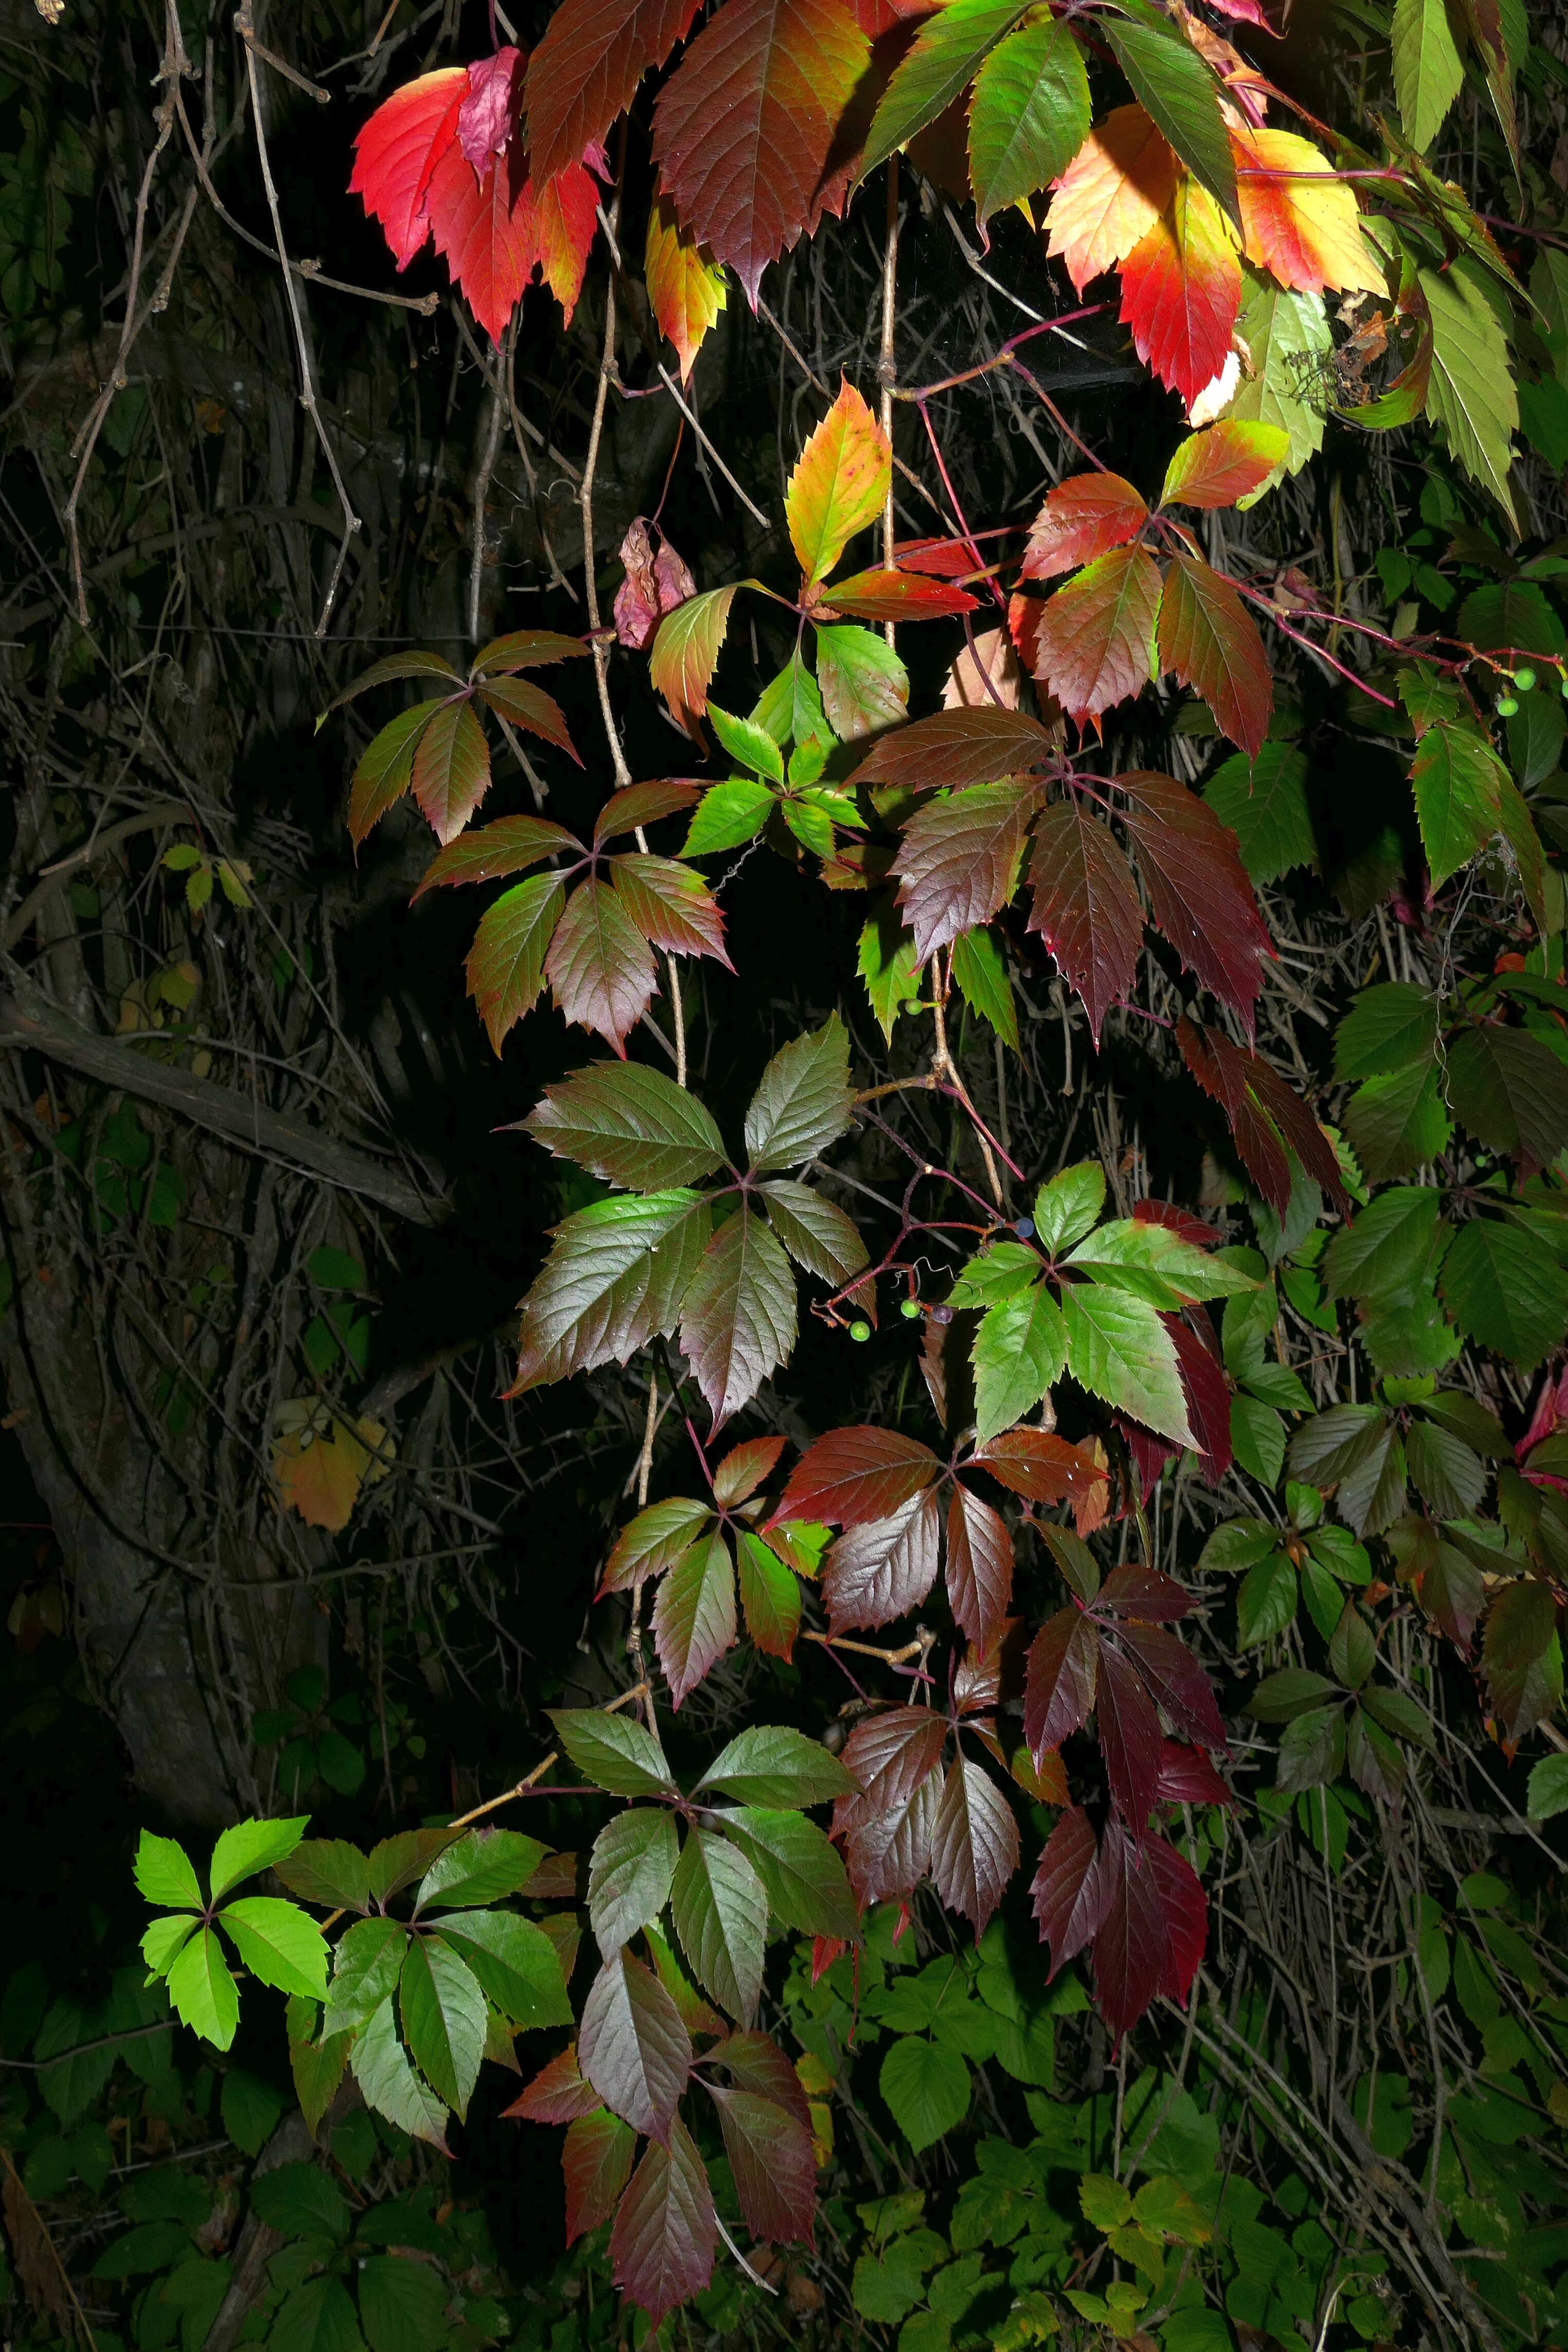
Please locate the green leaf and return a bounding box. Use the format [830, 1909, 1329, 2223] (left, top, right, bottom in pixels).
[650, 584, 737, 728]
[1392, 0, 1464, 147]
[1065, 1217, 1256, 1307]
[134, 1832, 203, 1911]
[1406, 1416, 1487, 1519]
[1060, 1282, 1193, 1447]
[141, 1914, 199, 1978]
[880, 2034, 971, 2152]
[752, 649, 831, 749]
[270, 2274, 363, 2352]
[1197, 1519, 1279, 1572]
[549, 1707, 678, 1798]
[1247, 1667, 1341, 1722]
[167, 1927, 240, 2051]
[861, 0, 1030, 176]
[679, 1206, 799, 1427]
[745, 1015, 854, 1172]
[1204, 744, 1314, 884]
[715, 1808, 859, 1939]
[1236, 1552, 1297, 1647]
[286, 1997, 352, 2139]
[683, 775, 777, 857]
[951, 927, 1019, 1052]
[523, 1063, 728, 1191]
[512, 1189, 711, 1393]
[588, 1810, 682, 1954]
[1446, 1026, 1568, 1170]
[1418, 259, 1520, 527]
[973, 1283, 1067, 1442]
[1526, 1752, 1568, 1820]
[968, 13, 1091, 226]
[463, 873, 566, 1053]
[358, 2253, 449, 2352]
[735, 1528, 803, 1658]
[322, 1918, 408, 2036]
[708, 704, 785, 781]
[350, 1996, 448, 2149]
[1323, 1186, 1444, 1301]
[398, 1937, 486, 2119]
[1440, 1217, 1568, 1366]
[1343, 1061, 1452, 1183]
[218, 1899, 329, 2000]
[1081, 2174, 1133, 2230]
[364, 1830, 460, 1907]
[814, 624, 909, 740]
[1102, 0, 1237, 221]
[761, 1179, 870, 1287]
[949, 1242, 1042, 1308]
[1033, 1161, 1106, 1253]
[1410, 721, 1506, 889]
[1224, 274, 1330, 496]
[670, 1826, 769, 2023]
[431, 1912, 572, 2027]
[859, 902, 923, 1044]
[414, 1829, 546, 1912]
[699, 1725, 855, 1808]
[276, 1840, 372, 1913]
[1231, 1395, 1286, 1486]
[251, 2160, 352, 2242]
[604, 1496, 715, 1592]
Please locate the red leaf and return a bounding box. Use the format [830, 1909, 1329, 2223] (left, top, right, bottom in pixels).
[812, 1936, 846, 1981]
[610, 2116, 718, 2327]
[1021, 473, 1148, 583]
[423, 140, 538, 343]
[1024, 1607, 1101, 1759]
[1097, 1565, 1194, 1623]
[1157, 1739, 1232, 1806]
[822, 1492, 942, 1632]
[895, 781, 1035, 964]
[1026, 799, 1144, 1048]
[945, 1486, 1014, 1654]
[708, 2029, 814, 2129]
[843, 1770, 942, 1906]
[562, 2108, 637, 2243]
[535, 158, 603, 320]
[650, 0, 871, 305]
[1237, 1044, 1350, 1210]
[1118, 178, 1241, 410]
[1119, 1421, 1179, 1508]
[953, 1618, 1027, 1716]
[1030, 1804, 1120, 1976]
[1096, 1640, 1164, 1828]
[972, 1429, 1107, 1512]
[1116, 771, 1272, 1030]
[610, 855, 731, 964]
[1089, 1823, 1168, 2037]
[930, 1755, 1021, 1938]
[1033, 544, 1162, 729]
[896, 535, 990, 577]
[1169, 1312, 1233, 1480]
[1133, 1199, 1219, 1248]
[833, 1709, 949, 1834]
[1155, 553, 1273, 760]
[1177, 1016, 1291, 1212]
[822, 567, 980, 619]
[845, 707, 1057, 791]
[1113, 1622, 1227, 1751]
[1145, 1832, 1207, 2001]
[504, 2041, 600, 2123]
[713, 1436, 788, 1507]
[458, 47, 525, 173]
[579, 1949, 692, 2142]
[524, 0, 703, 186]
[350, 69, 467, 267]
[772, 1426, 939, 1526]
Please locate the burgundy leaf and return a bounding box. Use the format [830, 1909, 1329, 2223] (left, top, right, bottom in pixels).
[772, 1427, 939, 1527]
[1116, 772, 1272, 1033]
[578, 1948, 692, 2143]
[953, 1618, 1027, 1718]
[1114, 1622, 1228, 1751]
[705, 2086, 816, 2245]
[1177, 1017, 1292, 1214]
[833, 1708, 949, 1835]
[544, 875, 659, 1053]
[524, 0, 702, 186]
[1096, 1640, 1164, 1829]
[593, 778, 703, 843]
[1145, 1832, 1207, 2001]
[1119, 1421, 1179, 1508]
[1096, 1564, 1194, 1623]
[1090, 1824, 1168, 2038]
[845, 707, 1058, 792]
[1026, 800, 1144, 1048]
[562, 2107, 636, 2243]
[1235, 1042, 1350, 1212]
[503, 2040, 600, 2123]
[1169, 1311, 1233, 1481]
[843, 1770, 942, 1907]
[1030, 1805, 1121, 1977]
[894, 781, 1035, 964]
[945, 1485, 1014, 1652]
[1133, 1199, 1220, 1249]
[609, 2116, 718, 2327]
[1156, 1739, 1232, 1807]
[1024, 1607, 1101, 1760]
[971, 1429, 1106, 1512]
[929, 1754, 1022, 1938]
[613, 519, 699, 651]
[822, 1491, 942, 1632]
[708, 2030, 813, 2129]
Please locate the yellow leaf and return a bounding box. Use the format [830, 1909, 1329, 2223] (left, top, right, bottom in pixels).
[785, 377, 889, 587]
[1232, 127, 1388, 297]
[1044, 106, 1178, 294]
[644, 192, 727, 386]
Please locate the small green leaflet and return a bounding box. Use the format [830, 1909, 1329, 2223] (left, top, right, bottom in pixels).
[1059, 1282, 1194, 1447]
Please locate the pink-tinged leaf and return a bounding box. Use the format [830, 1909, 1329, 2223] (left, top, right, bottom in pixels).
[845, 707, 1056, 791]
[414, 813, 579, 898]
[1033, 544, 1162, 728]
[821, 567, 980, 620]
[1044, 104, 1178, 293]
[713, 1436, 788, 1507]
[930, 1755, 1021, 1938]
[477, 672, 580, 760]
[466, 874, 567, 1053]
[1024, 1607, 1101, 1760]
[614, 521, 700, 652]
[594, 778, 703, 843]
[471, 627, 590, 674]
[1097, 1565, 1193, 1622]
[578, 1948, 693, 2142]
[650, 586, 738, 735]
[1026, 800, 1144, 1048]
[410, 697, 490, 842]
[1030, 1805, 1120, 1976]
[680, 1206, 797, 1429]
[785, 379, 891, 585]
[1089, 1825, 1167, 2037]
[504, 2040, 600, 2123]
[843, 1770, 942, 1907]
[1159, 420, 1290, 511]
[772, 1427, 940, 1527]
[953, 1618, 1027, 1718]
[1157, 1740, 1232, 1806]
[710, 2030, 814, 2125]
[1117, 771, 1272, 1028]
[610, 2116, 718, 2326]
[822, 1492, 942, 1632]
[971, 1429, 1106, 1514]
[650, 0, 872, 305]
[561, 2107, 636, 2242]
[544, 876, 659, 1053]
[833, 1709, 949, 1835]
[350, 69, 468, 267]
[1169, 1312, 1233, 1479]
[535, 159, 601, 320]
[1114, 1622, 1228, 1751]
[945, 1486, 1013, 1652]
[611, 855, 732, 964]
[704, 2086, 816, 2244]
[644, 193, 728, 385]
[1118, 178, 1242, 410]
[1096, 1640, 1163, 1828]
[895, 781, 1035, 965]
[423, 142, 538, 345]
[1155, 553, 1272, 759]
[1021, 473, 1148, 583]
[652, 1531, 738, 1706]
[524, 0, 704, 186]
[1145, 1832, 1207, 2000]
[457, 47, 525, 173]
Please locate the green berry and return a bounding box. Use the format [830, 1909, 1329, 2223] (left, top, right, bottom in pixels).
[1515, 666, 1537, 694]
[1560, 673, 1568, 699]
[900, 1297, 921, 1320]
[1497, 695, 1520, 718]
[850, 1319, 871, 1342]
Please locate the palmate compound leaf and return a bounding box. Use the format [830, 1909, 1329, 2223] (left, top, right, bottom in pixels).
[522, 1062, 728, 1190]
[1117, 771, 1273, 1024]
[679, 1205, 797, 1427]
[785, 378, 890, 587]
[1046, 104, 1178, 291]
[610, 2116, 718, 2326]
[1033, 543, 1162, 727]
[670, 1825, 769, 2022]
[510, 1189, 712, 1394]
[650, 0, 871, 305]
[1021, 472, 1148, 584]
[894, 781, 1035, 964]
[929, 1755, 1021, 1937]
[968, 12, 1092, 227]
[1119, 175, 1242, 413]
[579, 1948, 692, 2141]
[1026, 800, 1144, 1047]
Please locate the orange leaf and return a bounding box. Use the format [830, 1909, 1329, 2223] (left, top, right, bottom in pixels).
[1021, 472, 1148, 582]
[350, 68, 467, 267]
[1156, 553, 1272, 758]
[1232, 126, 1388, 298]
[644, 191, 727, 383]
[1032, 543, 1162, 728]
[1044, 105, 1177, 294]
[1118, 175, 1240, 412]
[1159, 420, 1290, 510]
[274, 1414, 391, 1534]
[786, 378, 890, 586]
[535, 158, 601, 321]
